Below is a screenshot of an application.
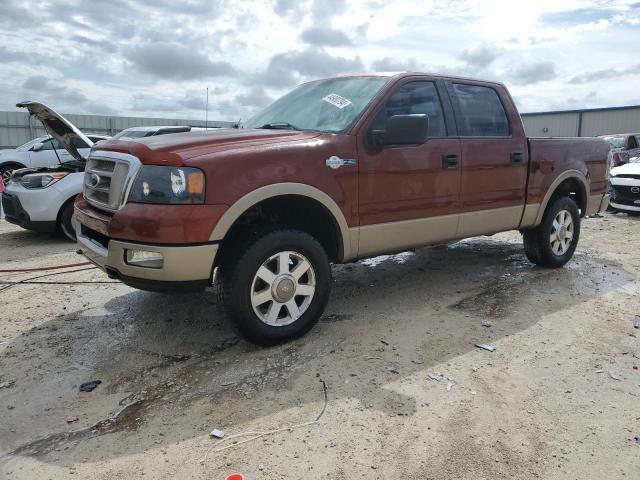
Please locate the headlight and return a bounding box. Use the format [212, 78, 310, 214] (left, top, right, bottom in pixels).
[127, 166, 205, 204]
[20, 171, 69, 189]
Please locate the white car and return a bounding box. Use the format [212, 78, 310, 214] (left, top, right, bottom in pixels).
[0, 133, 109, 183]
[1, 102, 110, 240]
[609, 156, 640, 215]
[2, 106, 202, 240]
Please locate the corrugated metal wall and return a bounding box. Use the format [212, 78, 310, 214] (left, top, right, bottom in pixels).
[0, 111, 235, 148]
[522, 106, 640, 138]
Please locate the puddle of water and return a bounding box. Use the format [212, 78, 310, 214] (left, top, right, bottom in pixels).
[361, 251, 415, 267]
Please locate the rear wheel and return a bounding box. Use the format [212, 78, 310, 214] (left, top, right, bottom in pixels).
[58, 202, 76, 241]
[523, 196, 580, 268]
[221, 229, 331, 346]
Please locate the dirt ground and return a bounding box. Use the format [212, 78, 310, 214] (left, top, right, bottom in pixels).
[0, 213, 639, 480]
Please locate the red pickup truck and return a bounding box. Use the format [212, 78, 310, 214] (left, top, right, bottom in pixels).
[26, 73, 610, 345]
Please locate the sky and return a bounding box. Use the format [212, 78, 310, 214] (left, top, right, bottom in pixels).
[1, 0, 639, 122]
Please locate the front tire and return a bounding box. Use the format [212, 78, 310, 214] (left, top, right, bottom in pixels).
[1, 163, 25, 183]
[58, 202, 76, 241]
[222, 229, 331, 346]
[523, 196, 580, 268]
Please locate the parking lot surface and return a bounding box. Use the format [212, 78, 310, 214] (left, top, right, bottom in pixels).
[1, 214, 639, 479]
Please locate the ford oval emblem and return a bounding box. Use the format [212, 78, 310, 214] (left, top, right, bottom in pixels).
[89, 173, 100, 187]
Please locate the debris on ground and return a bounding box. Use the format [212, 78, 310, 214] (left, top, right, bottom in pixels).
[209, 428, 225, 439]
[635, 436, 640, 446]
[79, 380, 102, 392]
[428, 372, 444, 381]
[633, 315, 640, 329]
[66, 417, 79, 423]
[0, 380, 15, 389]
[411, 357, 425, 364]
[225, 474, 245, 480]
[481, 320, 493, 327]
[446, 380, 455, 391]
[608, 371, 622, 381]
[475, 342, 496, 352]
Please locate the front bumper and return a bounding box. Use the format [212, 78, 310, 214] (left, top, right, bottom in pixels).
[74, 217, 218, 293]
[610, 179, 640, 212]
[1, 192, 57, 232]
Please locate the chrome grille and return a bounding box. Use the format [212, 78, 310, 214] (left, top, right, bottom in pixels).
[83, 151, 142, 212]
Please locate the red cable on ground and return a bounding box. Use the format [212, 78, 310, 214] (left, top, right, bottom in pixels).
[0, 262, 91, 273]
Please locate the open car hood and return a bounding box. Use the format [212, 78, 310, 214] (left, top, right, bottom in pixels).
[16, 101, 94, 162]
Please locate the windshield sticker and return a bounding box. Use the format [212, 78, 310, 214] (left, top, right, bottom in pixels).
[322, 93, 352, 109]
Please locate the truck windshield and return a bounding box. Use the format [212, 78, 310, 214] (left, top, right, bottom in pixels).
[243, 76, 390, 133]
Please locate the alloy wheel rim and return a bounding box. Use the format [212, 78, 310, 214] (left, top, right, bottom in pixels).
[250, 251, 316, 326]
[2, 169, 13, 183]
[550, 209, 574, 256]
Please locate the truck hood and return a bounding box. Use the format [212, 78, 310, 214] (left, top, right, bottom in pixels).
[611, 160, 640, 176]
[95, 128, 323, 164]
[16, 101, 94, 162]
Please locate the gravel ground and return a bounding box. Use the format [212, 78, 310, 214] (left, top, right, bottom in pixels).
[0, 213, 639, 479]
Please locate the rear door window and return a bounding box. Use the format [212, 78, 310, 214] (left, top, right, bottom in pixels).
[450, 83, 510, 137]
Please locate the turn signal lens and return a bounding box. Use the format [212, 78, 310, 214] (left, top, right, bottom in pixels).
[187, 171, 204, 195]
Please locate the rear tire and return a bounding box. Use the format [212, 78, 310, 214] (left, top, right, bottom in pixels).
[59, 202, 76, 241]
[221, 229, 331, 346]
[523, 196, 580, 268]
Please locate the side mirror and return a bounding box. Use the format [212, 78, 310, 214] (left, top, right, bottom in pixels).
[32, 142, 44, 152]
[371, 114, 429, 147]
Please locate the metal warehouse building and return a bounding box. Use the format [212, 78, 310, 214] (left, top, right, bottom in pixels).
[0, 110, 234, 149]
[521, 105, 640, 138]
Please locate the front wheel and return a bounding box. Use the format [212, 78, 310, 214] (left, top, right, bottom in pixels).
[523, 196, 581, 268]
[221, 229, 331, 346]
[59, 202, 76, 241]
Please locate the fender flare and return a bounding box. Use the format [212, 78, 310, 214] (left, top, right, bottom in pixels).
[534, 170, 589, 225]
[209, 183, 356, 261]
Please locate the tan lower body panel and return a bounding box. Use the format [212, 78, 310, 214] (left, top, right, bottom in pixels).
[586, 193, 609, 216]
[457, 205, 524, 237]
[356, 205, 528, 258]
[520, 203, 541, 229]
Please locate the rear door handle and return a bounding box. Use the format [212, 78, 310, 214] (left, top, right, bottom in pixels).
[442, 154, 459, 169]
[510, 152, 525, 165]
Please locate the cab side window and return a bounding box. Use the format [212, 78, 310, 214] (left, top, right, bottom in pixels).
[37, 138, 61, 150]
[371, 81, 447, 138]
[450, 83, 510, 137]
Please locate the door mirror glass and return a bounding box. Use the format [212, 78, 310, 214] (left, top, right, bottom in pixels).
[371, 114, 429, 146]
[32, 142, 44, 152]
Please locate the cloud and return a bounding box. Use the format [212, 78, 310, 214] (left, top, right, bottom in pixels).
[459, 44, 498, 68]
[507, 61, 557, 85]
[311, 0, 348, 21]
[125, 43, 237, 80]
[259, 48, 365, 88]
[568, 64, 640, 84]
[300, 26, 352, 46]
[370, 57, 422, 72]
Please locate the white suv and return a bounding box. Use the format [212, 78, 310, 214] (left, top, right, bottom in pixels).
[0, 134, 109, 183]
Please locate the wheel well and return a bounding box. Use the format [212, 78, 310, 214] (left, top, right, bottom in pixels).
[217, 195, 343, 264]
[0, 161, 26, 171]
[56, 196, 76, 225]
[549, 177, 586, 216]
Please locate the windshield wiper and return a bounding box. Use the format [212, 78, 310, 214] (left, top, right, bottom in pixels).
[258, 122, 300, 131]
